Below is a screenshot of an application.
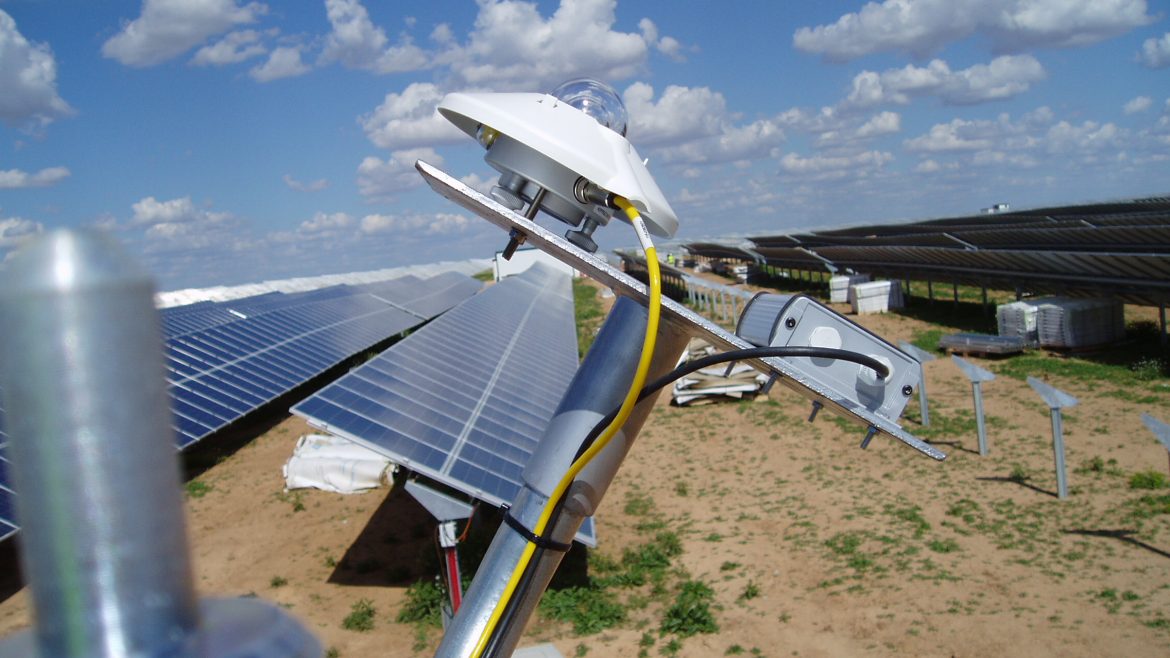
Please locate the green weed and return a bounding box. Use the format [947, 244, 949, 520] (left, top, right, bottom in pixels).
[1129, 470, 1169, 490]
[342, 599, 376, 632]
[397, 579, 444, 628]
[661, 580, 719, 637]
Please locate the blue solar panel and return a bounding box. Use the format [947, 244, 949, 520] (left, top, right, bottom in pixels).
[165, 274, 481, 448]
[291, 264, 594, 544]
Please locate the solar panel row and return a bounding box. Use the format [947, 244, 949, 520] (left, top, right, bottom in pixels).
[291, 263, 592, 543]
[688, 196, 1170, 306]
[0, 271, 482, 541]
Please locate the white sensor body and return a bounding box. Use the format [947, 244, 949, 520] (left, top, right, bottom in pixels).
[438, 91, 679, 238]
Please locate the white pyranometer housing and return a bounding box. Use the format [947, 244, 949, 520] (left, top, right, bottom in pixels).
[437, 80, 679, 247]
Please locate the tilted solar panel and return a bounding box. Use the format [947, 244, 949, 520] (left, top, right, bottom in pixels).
[290, 263, 593, 543]
[167, 274, 481, 448]
[0, 398, 13, 541]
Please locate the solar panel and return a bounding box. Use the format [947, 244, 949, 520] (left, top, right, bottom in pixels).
[0, 396, 14, 541]
[166, 273, 481, 448]
[290, 264, 594, 544]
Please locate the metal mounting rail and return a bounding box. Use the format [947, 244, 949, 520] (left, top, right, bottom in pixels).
[417, 159, 943, 461]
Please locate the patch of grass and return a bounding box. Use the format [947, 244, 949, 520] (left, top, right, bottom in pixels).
[325, 648, 340, 658]
[928, 538, 960, 554]
[397, 579, 445, 628]
[269, 576, 288, 588]
[911, 328, 945, 353]
[739, 581, 760, 601]
[661, 580, 719, 637]
[719, 561, 740, 572]
[573, 277, 606, 358]
[1129, 493, 1170, 519]
[185, 480, 212, 499]
[540, 585, 626, 635]
[1129, 470, 1169, 490]
[624, 490, 655, 517]
[1075, 456, 1123, 477]
[342, 598, 376, 632]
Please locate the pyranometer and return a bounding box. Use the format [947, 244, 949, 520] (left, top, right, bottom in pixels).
[438, 78, 678, 253]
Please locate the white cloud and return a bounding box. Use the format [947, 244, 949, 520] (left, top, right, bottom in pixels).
[855, 111, 902, 138]
[0, 215, 44, 248]
[1138, 32, 1170, 68]
[360, 83, 463, 150]
[191, 29, 267, 66]
[638, 18, 685, 62]
[622, 83, 785, 165]
[356, 147, 443, 201]
[1045, 120, 1123, 154]
[1124, 96, 1153, 115]
[623, 83, 727, 145]
[0, 166, 70, 189]
[102, 0, 267, 67]
[794, 0, 1152, 61]
[283, 174, 329, 192]
[131, 196, 229, 227]
[459, 172, 497, 196]
[0, 10, 72, 127]
[249, 46, 309, 82]
[971, 150, 1038, 167]
[439, 0, 662, 89]
[846, 55, 1046, 108]
[360, 212, 470, 235]
[319, 0, 428, 73]
[904, 118, 997, 152]
[779, 151, 894, 180]
[298, 211, 352, 233]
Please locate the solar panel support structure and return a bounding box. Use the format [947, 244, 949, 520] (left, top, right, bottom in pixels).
[1027, 377, 1078, 499]
[952, 355, 995, 456]
[1141, 413, 1170, 475]
[436, 296, 691, 657]
[0, 231, 320, 658]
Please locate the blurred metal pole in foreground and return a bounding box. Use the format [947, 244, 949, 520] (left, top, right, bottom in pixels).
[0, 231, 321, 658]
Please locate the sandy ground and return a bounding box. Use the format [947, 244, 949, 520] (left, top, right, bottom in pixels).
[0, 275, 1167, 657]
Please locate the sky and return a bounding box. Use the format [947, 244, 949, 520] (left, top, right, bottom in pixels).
[1, 0, 1168, 291]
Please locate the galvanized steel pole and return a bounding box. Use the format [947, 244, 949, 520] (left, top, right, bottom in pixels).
[0, 231, 320, 658]
[435, 296, 690, 657]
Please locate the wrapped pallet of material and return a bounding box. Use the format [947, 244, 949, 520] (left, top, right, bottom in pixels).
[672, 337, 767, 406]
[996, 300, 1041, 346]
[283, 434, 395, 494]
[849, 280, 904, 314]
[1036, 297, 1125, 348]
[829, 274, 870, 303]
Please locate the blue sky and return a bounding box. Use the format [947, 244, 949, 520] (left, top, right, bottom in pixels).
[1, 0, 1168, 291]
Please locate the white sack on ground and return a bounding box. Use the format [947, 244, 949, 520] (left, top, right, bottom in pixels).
[283, 434, 395, 494]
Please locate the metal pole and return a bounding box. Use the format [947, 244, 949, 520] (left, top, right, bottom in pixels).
[918, 368, 931, 427]
[719, 290, 728, 322]
[436, 296, 690, 657]
[1051, 409, 1069, 499]
[973, 381, 988, 456]
[0, 231, 319, 658]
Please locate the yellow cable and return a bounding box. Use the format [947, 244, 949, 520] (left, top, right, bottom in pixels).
[471, 198, 662, 657]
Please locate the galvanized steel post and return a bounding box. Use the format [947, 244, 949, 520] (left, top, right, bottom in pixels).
[0, 231, 320, 658]
[435, 296, 690, 657]
[1028, 377, 1078, 500]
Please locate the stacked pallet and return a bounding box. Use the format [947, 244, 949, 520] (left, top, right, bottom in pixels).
[829, 274, 870, 303]
[849, 280, 904, 314]
[996, 297, 1125, 348]
[672, 338, 767, 406]
[996, 300, 1040, 346]
[1036, 297, 1125, 348]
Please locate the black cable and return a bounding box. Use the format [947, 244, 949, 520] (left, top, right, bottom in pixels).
[574, 345, 889, 461]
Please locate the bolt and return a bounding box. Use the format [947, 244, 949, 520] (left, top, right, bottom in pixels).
[784, 317, 796, 329]
[901, 384, 913, 396]
[860, 426, 878, 450]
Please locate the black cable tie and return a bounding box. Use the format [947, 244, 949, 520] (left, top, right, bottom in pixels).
[503, 511, 571, 553]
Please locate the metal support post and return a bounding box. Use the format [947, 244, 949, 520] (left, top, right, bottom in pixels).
[953, 355, 995, 457]
[436, 296, 690, 657]
[1050, 409, 1069, 499]
[1028, 377, 1077, 500]
[719, 290, 729, 322]
[439, 521, 464, 613]
[0, 231, 319, 658]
